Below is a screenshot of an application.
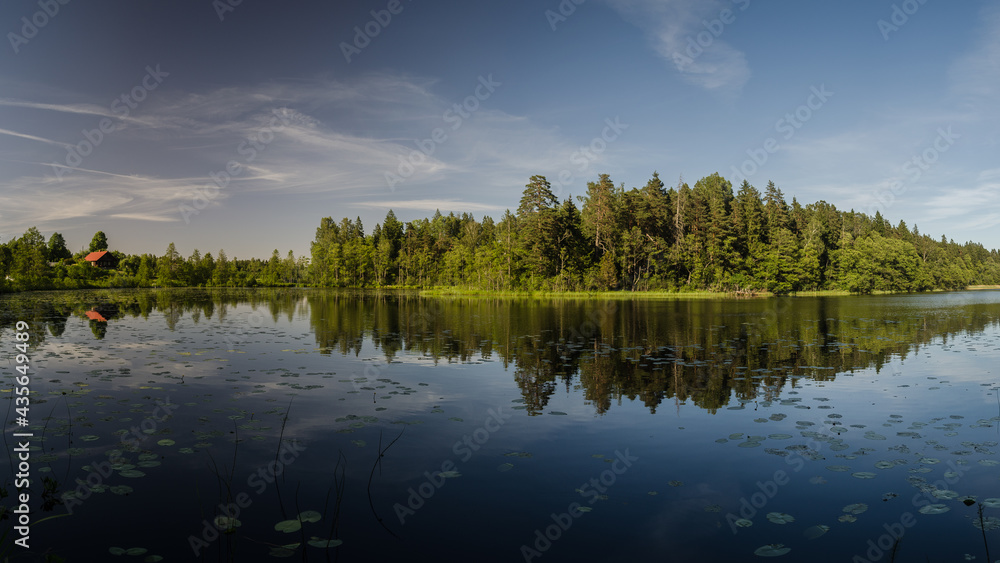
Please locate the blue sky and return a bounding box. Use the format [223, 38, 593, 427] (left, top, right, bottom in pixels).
[1, 0, 998, 259]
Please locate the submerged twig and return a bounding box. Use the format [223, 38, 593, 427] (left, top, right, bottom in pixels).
[979, 503, 992, 562]
[273, 398, 293, 522]
[367, 428, 404, 539]
[322, 450, 347, 558]
[888, 536, 902, 563]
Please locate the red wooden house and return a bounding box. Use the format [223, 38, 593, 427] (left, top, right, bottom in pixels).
[83, 251, 118, 269]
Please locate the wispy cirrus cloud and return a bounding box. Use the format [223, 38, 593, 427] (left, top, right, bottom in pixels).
[0, 127, 70, 148]
[948, 3, 1000, 116]
[0, 72, 594, 244]
[602, 0, 751, 94]
[355, 199, 506, 213]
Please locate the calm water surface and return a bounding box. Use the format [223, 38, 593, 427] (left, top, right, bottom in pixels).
[2, 289, 1000, 562]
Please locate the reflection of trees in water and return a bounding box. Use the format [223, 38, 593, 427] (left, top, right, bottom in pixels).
[3, 289, 1000, 414]
[307, 293, 1000, 414]
[0, 288, 308, 344]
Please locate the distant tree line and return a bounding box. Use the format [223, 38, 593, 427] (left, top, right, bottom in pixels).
[4, 172, 999, 294]
[309, 173, 1000, 294]
[0, 229, 307, 292]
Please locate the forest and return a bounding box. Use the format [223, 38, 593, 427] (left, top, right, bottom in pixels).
[3, 173, 999, 294]
[309, 173, 1000, 293]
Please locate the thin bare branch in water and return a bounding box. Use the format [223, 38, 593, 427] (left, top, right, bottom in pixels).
[367, 428, 405, 539]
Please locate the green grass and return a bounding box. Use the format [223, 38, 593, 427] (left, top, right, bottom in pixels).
[417, 288, 768, 299]
[415, 287, 981, 299]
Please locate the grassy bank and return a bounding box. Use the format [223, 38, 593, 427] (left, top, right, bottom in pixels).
[415, 288, 868, 299]
[414, 287, 979, 299]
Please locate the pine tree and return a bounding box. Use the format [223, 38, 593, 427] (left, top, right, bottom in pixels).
[157, 243, 180, 286]
[517, 176, 560, 284]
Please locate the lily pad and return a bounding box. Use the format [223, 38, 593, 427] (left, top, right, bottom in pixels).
[981, 498, 1000, 508]
[843, 503, 868, 515]
[766, 512, 795, 524]
[754, 544, 791, 557]
[918, 504, 950, 515]
[214, 516, 241, 530]
[297, 510, 322, 523]
[156, 439, 175, 446]
[852, 472, 877, 479]
[803, 525, 829, 539]
[734, 518, 753, 528]
[307, 538, 344, 548]
[973, 516, 1000, 531]
[275, 519, 303, 533]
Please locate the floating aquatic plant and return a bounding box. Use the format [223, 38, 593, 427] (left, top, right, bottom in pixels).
[766, 512, 795, 524]
[753, 544, 791, 556]
[803, 525, 829, 539]
[214, 516, 241, 531]
[918, 504, 950, 515]
[297, 510, 322, 523]
[275, 520, 302, 533]
[307, 538, 343, 548]
[268, 546, 296, 557]
[973, 516, 1000, 531]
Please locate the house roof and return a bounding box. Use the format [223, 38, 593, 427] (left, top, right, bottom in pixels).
[84, 251, 111, 261]
[85, 310, 107, 322]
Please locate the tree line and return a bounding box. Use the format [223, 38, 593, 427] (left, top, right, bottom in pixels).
[0, 229, 307, 292]
[309, 173, 1000, 293]
[3, 172, 999, 294]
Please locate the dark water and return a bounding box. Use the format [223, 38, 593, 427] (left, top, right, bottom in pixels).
[2, 289, 1000, 562]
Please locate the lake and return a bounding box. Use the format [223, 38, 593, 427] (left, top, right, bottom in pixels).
[2, 288, 1000, 562]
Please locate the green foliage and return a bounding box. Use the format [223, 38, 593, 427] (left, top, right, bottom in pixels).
[47, 232, 72, 262]
[3, 172, 999, 294]
[299, 174, 1000, 294]
[89, 231, 109, 253]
